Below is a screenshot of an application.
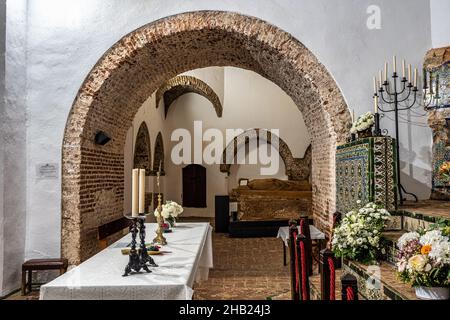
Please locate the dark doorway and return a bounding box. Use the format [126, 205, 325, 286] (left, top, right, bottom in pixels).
[182, 164, 207, 208]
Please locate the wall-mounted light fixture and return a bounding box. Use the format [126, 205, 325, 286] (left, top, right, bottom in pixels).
[94, 131, 111, 145]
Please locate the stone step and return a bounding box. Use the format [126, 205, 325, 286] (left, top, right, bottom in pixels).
[342, 259, 417, 300]
[390, 200, 450, 232]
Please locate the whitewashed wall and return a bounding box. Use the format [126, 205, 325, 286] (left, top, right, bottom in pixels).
[125, 67, 310, 217]
[2, 0, 447, 295]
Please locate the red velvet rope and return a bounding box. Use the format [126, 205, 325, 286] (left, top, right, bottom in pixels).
[346, 286, 354, 301]
[293, 231, 299, 293]
[327, 257, 335, 300]
[300, 240, 308, 300]
[299, 219, 305, 235]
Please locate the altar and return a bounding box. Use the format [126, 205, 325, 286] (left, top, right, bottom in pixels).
[40, 222, 213, 300]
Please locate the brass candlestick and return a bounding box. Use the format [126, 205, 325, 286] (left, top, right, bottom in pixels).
[153, 161, 167, 245]
[153, 193, 167, 245]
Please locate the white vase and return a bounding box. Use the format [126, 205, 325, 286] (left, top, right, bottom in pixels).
[415, 286, 449, 300]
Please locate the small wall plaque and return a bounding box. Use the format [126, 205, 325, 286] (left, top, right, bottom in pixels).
[36, 163, 59, 179]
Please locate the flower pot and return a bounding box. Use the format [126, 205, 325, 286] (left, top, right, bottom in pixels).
[357, 128, 373, 139]
[415, 286, 449, 300]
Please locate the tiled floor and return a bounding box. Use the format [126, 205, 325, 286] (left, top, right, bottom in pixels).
[193, 233, 291, 300]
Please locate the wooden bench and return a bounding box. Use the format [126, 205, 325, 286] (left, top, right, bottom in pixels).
[21, 258, 68, 295]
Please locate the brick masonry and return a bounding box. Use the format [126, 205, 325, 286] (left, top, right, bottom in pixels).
[133, 121, 151, 172]
[62, 11, 350, 265]
[220, 128, 312, 181]
[424, 46, 450, 200]
[156, 75, 223, 118]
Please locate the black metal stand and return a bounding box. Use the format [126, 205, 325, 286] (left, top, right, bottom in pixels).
[377, 72, 419, 205]
[122, 213, 158, 276]
[138, 218, 158, 267]
[373, 112, 382, 137]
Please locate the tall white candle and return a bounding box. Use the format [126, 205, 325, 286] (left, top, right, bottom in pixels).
[402, 60, 406, 78]
[373, 76, 377, 93]
[379, 70, 382, 87]
[132, 169, 139, 217]
[408, 64, 412, 83]
[384, 62, 388, 82]
[138, 169, 146, 214]
[393, 55, 396, 73]
[413, 68, 417, 87]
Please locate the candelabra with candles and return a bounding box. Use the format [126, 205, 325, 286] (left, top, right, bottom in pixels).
[373, 56, 441, 205]
[153, 161, 167, 245]
[123, 168, 157, 276]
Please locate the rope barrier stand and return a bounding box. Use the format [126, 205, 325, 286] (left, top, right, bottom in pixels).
[327, 257, 335, 300]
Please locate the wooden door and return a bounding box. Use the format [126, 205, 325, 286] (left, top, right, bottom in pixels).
[182, 164, 206, 208]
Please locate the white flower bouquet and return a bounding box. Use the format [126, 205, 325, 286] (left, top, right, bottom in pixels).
[332, 201, 391, 264]
[154, 200, 183, 227]
[350, 111, 375, 134]
[396, 225, 450, 289]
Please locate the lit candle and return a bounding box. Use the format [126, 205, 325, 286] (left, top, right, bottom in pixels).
[374, 95, 378, 113]
[414, 68, 417, 87]
[373, 76, 377, 94]
[393, 55, 396, 73]
[384, 62, 388, 82]
[378, 70, 382, 87]
[408, 64, 412, 83]
[402, 59, 405, 78]
[132, 169, 139, 217]
[138, 169, 146, 214]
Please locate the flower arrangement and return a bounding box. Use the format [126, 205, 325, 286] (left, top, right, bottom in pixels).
[438, 162, 450, 181]
[350, 111, 375, 134]
[331, 201, 391, 264]
[396, 225, 450, 289]
[154, 200, 183, 227]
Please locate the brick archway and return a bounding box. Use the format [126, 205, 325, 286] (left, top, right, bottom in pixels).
[156, 75, 223, 118]
[62, 11, 350, 264]
[220, 128, 311, 181]
[133, 122, 151, 172]
[152, 132, 165, 176]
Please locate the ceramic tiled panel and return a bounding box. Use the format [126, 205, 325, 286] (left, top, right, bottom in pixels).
[336, 137, 398, 214]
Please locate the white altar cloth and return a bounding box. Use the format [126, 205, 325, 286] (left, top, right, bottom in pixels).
[277, 225, 325, 247]
[40, 222, 213, 300]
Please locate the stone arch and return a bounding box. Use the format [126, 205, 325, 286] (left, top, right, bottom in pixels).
[152, 132, 165, 176]
[156, 75, 223, 118]
[133, 122, 151, 172]
[62, 11, 350, 264]
[220, 129, 311, 181]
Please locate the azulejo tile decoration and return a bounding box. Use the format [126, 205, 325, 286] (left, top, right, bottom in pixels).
[336, 137, 397, 213]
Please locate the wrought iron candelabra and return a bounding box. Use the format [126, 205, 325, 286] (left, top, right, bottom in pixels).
[123, 213, 157, 276]
[373, 57, 427, 205]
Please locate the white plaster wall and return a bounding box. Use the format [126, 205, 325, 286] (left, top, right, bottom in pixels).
[1, 0, 442, 295]
[1, 0, 27, 296]
[124, 67, 309, 217]
[430, 0, 450, 48]
[0, 0, 6, 295]
[163, 67, 310, 217]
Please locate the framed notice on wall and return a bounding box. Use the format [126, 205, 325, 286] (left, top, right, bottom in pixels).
[36, 163, 59, 179]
